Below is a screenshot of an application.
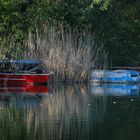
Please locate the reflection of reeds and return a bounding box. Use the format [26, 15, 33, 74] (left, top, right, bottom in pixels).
[26, 27, 107, 82]
[40, 84, 107, 139]
[43, 84, 90, 121]
[0, 85, 108, 140]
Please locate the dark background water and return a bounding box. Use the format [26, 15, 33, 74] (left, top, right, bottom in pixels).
[0, 84, 140, 140]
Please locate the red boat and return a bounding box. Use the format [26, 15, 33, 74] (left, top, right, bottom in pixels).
[0, 59, 53, 85]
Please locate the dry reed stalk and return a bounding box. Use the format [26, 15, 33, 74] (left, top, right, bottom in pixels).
[26, 27, 107, 82]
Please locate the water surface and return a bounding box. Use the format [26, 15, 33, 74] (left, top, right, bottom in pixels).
[0, 83, 140, 140]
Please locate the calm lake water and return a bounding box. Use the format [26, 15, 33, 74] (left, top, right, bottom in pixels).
[0, 83, 140, 140]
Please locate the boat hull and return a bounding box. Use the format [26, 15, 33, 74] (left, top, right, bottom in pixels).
[90, 70, 140, 84]
[0, 72, 53, 85]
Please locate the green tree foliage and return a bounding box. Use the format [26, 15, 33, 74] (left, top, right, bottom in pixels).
[95, 0, 140, 66]
[0, 0, 111, 33]
[0, 0, 110, 58]
[0, 0, 28, 58]
[0, 0, 139, 66]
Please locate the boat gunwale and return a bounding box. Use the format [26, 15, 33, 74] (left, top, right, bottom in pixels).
[0, 71, 53, 76]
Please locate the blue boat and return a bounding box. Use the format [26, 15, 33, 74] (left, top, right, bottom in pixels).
[90, 70, 140, 83]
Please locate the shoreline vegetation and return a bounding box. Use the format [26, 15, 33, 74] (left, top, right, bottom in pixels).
[0, 26, 108, 82]
[26, 27, 108, 82]
[0, 0, 139, 82]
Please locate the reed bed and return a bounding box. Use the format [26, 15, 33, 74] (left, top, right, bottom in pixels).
[0, 26, 107, 82]
[26, 27, 107, 82]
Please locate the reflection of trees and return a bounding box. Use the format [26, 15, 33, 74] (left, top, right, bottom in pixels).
[0, 85, 108, 140]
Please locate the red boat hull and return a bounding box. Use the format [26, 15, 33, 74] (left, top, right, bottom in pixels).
[0, 72, 53, 85]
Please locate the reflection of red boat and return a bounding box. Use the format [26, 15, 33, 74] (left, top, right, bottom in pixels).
[0, 84, 52, 95]
[0, 85, 52, 106]
[0, 59, 53, 85]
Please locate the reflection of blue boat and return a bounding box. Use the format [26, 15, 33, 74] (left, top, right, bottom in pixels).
[90, 84, 139, 96]
[90, 70, 140, 83]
